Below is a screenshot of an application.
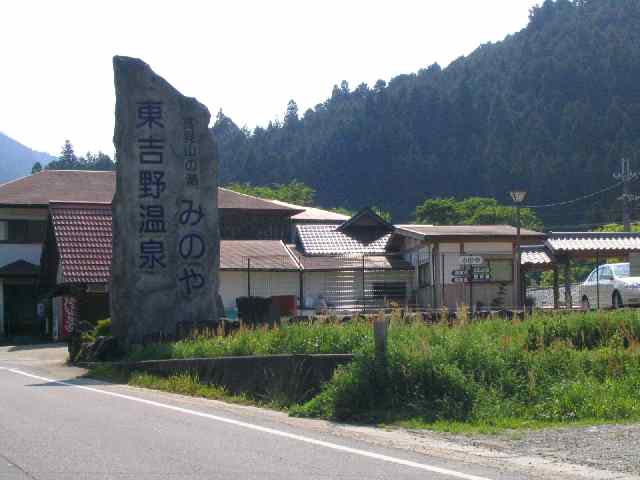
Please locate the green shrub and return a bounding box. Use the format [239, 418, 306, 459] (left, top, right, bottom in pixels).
[95, 318, 111, 337]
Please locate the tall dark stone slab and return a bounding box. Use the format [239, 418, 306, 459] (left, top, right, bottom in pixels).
[111, 56, 219, 345]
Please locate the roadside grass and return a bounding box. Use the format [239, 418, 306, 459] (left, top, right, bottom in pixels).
[126, 316, 373, 361]
[94, 309, 640, 433]
[87, 365, 258, 407]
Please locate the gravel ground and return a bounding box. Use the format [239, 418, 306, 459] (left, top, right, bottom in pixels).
[433, 423, 640, 476]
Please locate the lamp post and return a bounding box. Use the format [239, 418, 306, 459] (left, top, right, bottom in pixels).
[510, 190, 527, 311]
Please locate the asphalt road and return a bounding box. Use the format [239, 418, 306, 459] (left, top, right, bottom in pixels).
[0, 345, 530, 480]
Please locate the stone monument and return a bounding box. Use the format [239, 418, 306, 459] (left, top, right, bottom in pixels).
[111, 56, 220, 345]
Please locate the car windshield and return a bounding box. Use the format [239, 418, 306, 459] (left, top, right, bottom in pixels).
[612, 264, 630, 277]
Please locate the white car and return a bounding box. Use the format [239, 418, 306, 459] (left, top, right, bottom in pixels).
[581, 263, 640, 309]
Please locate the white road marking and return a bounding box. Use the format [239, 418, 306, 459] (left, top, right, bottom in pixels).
[2, 367, 494, 480]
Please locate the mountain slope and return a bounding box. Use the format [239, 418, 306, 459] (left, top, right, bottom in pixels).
[214, 0, 640, 226]
[0, 132, 55, 184]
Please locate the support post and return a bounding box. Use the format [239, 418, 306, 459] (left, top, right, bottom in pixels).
[469, 265, 474, 316]
[299, 269, 304, 312]
[247, 257, 251, 298]
[564, 259, 572, 309]
[515, 204, 521, 310]
[361, 255, 366, 313]
[553, 265, 559, 310]
[596, 252, 600, 310]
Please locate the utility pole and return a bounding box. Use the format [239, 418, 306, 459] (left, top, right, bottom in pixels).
[614, 158, 639, 231]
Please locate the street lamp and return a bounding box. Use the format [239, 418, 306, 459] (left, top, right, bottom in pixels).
[510, 190, 527, 311]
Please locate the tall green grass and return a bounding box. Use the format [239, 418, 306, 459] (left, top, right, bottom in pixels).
[127, 318, 373, 361]
[126, 310, 640, 429]
[292, 310, 640, 428]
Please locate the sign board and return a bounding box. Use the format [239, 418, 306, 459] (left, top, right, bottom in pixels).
[452, 277, 467, 283]
[471, 273, 491, 281]
[458, 255, 484, 266]
[472, 266, 490, 273]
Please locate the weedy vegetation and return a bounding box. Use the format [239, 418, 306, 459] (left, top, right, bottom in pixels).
[90, 309, 640, 432]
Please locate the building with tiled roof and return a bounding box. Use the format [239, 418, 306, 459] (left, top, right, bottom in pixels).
[0, 171, 304, 338]
[296, 224, 393, 256]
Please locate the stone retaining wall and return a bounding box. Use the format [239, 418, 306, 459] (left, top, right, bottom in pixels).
[89, 354, 353, 402]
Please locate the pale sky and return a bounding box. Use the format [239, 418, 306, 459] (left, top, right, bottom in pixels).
[1, 0, 540, 158]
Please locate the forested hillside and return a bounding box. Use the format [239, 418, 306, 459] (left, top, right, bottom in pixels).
[0, 132, 55, 184]
[214, 0, 640, 226]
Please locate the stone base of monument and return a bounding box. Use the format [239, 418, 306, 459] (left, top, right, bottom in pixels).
[75, 336, 124, 363]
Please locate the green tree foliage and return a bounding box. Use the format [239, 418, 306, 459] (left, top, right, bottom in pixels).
[225, 180, 316, 206]
[414, 197, 542, 230]
[213, 0, 640, 226]
[371, 206, 392, 222]
[31, 162, 42, 174]
[46, 140, 115, 171]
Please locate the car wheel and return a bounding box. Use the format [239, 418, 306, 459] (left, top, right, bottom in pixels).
[612, 291, 624, 309]
[581, 297, 591, 311]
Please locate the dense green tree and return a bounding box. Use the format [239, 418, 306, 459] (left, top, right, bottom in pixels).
[47, 139, 78, 170]
[31, 162, 42, 174]
[213, 0, 640, 227]
[414, 197, 542, 230]
[225, 180, 316, 206]
[46, 140, 115, 171]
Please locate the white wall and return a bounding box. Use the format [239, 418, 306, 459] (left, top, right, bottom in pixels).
[463, 242, 513, 254]
[219, 271, 299, 311]
[0, 244, 42, 268]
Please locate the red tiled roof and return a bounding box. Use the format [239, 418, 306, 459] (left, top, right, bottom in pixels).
[50, 202, 112, 284]
[49, 204, 301, 284]
[0, 171, 300, 213]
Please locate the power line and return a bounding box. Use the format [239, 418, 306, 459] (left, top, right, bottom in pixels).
[523, 180, 626, 209]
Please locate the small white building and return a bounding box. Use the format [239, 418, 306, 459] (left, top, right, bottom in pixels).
[394, 225, 545, 310]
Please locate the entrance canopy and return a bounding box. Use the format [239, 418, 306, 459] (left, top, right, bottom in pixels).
[522, 232, 640, 271]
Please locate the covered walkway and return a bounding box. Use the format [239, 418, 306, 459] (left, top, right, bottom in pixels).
[521, 232, 640, 309]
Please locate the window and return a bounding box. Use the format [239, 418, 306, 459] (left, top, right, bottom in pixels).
[372, 282, 407, 300]
[612, 263, 630, 277]
[418, 263, 431, 287]
[599, 266, 613, 280]
[1, 220, 46, 243]
[489, 260, 513, 282]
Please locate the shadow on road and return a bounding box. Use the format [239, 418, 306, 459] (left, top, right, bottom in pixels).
[25, 377, 115, 388]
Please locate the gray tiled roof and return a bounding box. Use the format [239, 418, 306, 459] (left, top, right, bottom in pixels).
[220, 241, 300, 271]
[296, 224, 392, 256]
[547, 232, 640, 253]
[521, 245, 552, 265]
